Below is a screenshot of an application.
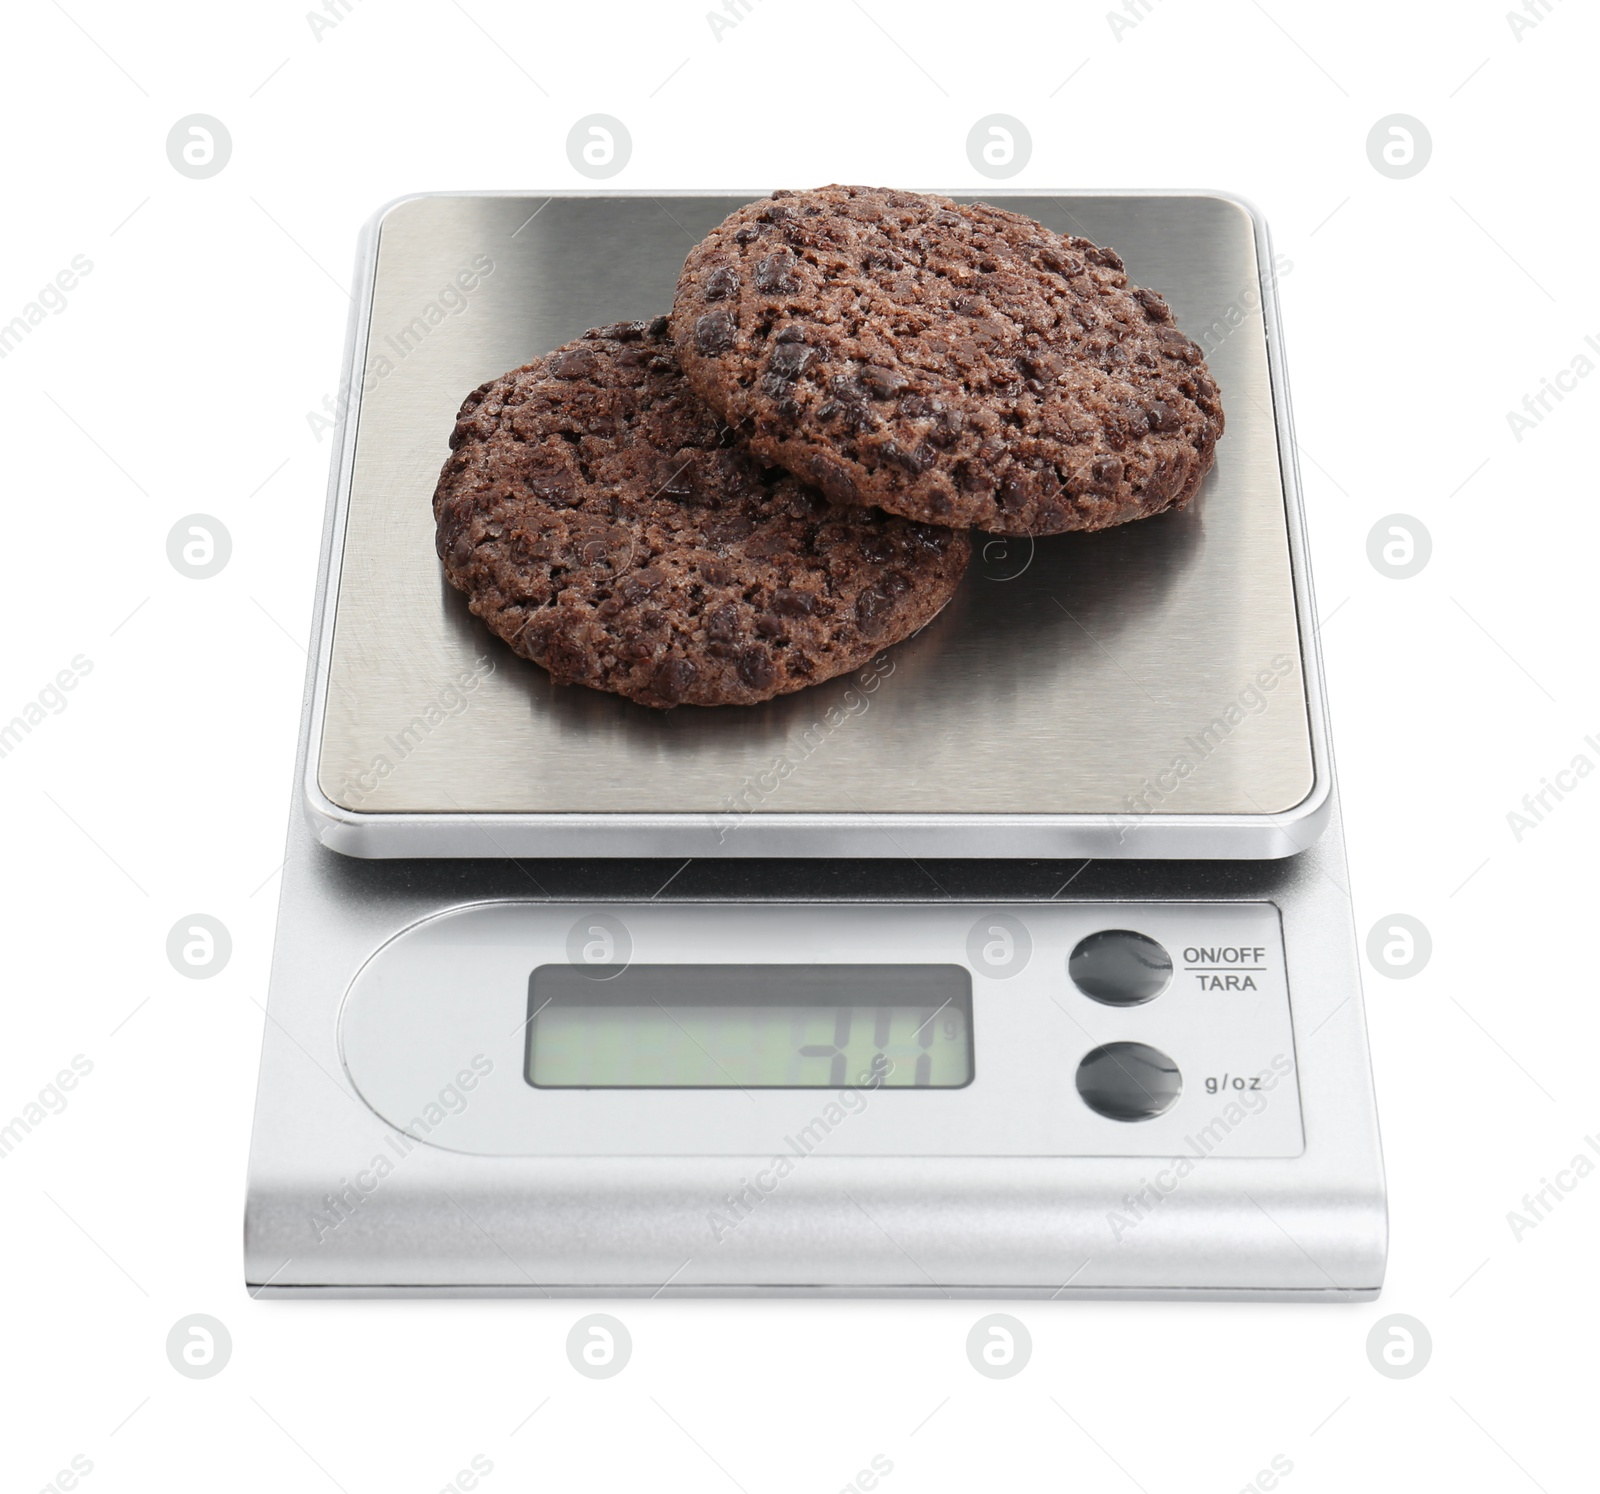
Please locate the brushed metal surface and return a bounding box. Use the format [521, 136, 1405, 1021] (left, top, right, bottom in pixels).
[313, 193, 1318, 839]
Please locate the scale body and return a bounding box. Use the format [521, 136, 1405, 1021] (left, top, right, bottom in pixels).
[244, 191, 1386, 1299]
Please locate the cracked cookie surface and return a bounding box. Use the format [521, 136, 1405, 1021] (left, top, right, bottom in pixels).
[672, 185, 1225, 536]
[433, 317, 971, 709]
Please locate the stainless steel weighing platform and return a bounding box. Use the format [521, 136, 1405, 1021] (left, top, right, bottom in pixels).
[244, 192, 1386, 1299]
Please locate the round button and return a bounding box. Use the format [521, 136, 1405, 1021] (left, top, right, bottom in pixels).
[1075, 1042, 1182, 1121]
[1068, 930, 1172, 1005]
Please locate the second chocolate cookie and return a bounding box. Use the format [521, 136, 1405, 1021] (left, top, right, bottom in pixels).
[673, 185, 1225, 537]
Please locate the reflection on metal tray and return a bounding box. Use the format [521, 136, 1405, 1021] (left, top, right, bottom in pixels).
[306, 192, 1328, 859]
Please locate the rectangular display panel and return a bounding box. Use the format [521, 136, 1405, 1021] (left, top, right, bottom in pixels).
[525, 964, 973, 1089]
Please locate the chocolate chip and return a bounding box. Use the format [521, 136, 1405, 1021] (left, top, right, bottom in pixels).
[733, 225, 762, 244]
[879, 439, 934, 475]
[437, 492, 474, 533]
[550, 349, 599, 380]
[706, 604, 740, 642]
[703, 266, 739, 302]
[755, 612, 783, 637]
[837, 399, 875, 433]
[927, 409, 963, 448]
[807, 454, 860, 505]
[859, 365, 908, 399]
[524, 470, 576, 511]
[1155, 326, 1201, 362]
[744, 528, 797, 558]
[695, 311, 736, 354]
[1133, 287, 1172, 322]
[773, 587, 818, 617]
[736, 646, 776, 690]
[854, 587, 889, 637]
[815, 396, 856, 430]
[619, 567, 663, 601]
[1038, 246, 1086, 277]
[1090, 455, 1124, 488]
[753, 248, 800, 295]
[657, 458, 696, 501]
[996, 473, 1031, 512]
[767, 339, 814, 381]
[1144, 400, 1175, 432]
[649, 657, 697, 703]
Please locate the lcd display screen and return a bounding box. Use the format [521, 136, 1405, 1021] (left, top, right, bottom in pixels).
[525, 964, 973, 1089]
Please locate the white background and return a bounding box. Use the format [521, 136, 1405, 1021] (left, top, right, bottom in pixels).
[2, 0, 1596, 1489]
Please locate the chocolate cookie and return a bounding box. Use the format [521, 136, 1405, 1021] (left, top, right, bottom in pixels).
[672, 186, 1224, 536]
[433, 317, 971, 709]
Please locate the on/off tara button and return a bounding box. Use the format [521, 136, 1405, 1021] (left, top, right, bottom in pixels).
[1068, 929, 1173, 1006]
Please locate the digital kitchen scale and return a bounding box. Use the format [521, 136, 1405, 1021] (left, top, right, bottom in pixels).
[244, 191, 1386, 1299]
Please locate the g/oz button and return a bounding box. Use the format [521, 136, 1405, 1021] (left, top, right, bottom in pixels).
[1069, 930, 1172, 1005]
[1076, 1042, 1182, 1121]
